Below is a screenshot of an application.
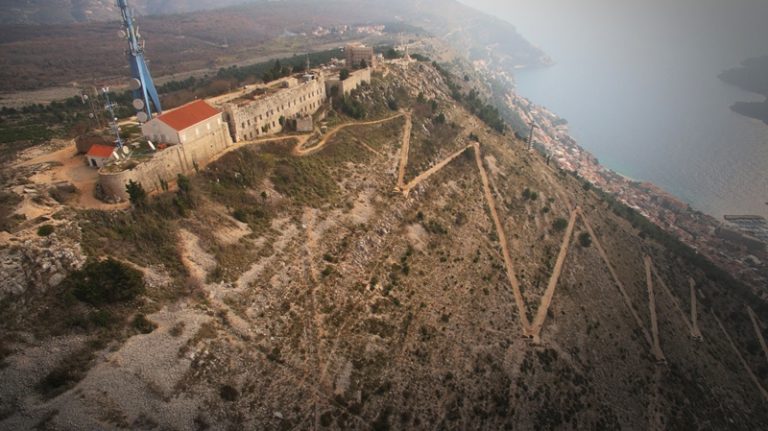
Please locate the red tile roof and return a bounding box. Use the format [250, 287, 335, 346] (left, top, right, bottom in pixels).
[155, 100, 220, 132]
[87, 144, 116, 158]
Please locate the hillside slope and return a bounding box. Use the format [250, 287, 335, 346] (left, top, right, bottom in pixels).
[1, 61, 767, 429]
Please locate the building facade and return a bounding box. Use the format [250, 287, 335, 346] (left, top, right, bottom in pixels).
[221, 74, 326, 143]
[345, 44, 377, 69]
[141, 100, 224, 146]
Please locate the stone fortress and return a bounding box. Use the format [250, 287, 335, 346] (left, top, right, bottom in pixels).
[220, 74, 327, 143]
[95, 46, 377, 201]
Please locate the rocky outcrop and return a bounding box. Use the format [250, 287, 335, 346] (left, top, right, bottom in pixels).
[0, 235, 85, 300]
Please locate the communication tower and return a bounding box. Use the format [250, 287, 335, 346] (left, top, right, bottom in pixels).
[102, 87, 124, 149]
[117, 0, 162, 123]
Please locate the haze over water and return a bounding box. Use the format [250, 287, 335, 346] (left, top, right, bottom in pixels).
[462, 0, 768, 219]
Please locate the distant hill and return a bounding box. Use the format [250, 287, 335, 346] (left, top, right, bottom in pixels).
[0, 0, 545, 93]
[720, 56, 768, 125]
[0, 0, 258, 25]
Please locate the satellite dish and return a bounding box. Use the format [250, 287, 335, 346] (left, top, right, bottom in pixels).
[122, 146, 130, 155]
[128, 78, 142, 91]
[136, 111, 149, 123]
[132, 98, 145, 110]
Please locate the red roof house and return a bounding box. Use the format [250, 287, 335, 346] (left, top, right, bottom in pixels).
[86, 144, 116, 168]
[142, 100, 222, 145]
[155, 100, 221, 132]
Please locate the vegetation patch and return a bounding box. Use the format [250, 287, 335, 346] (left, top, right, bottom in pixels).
[37, 224, 55, 237]
[62, 259, 145, 306]
[271, 157, 339, 207]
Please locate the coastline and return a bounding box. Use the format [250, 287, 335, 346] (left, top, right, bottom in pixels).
[496, 75, 768, 293]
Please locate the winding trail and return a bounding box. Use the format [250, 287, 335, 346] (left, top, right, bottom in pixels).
[651, 263, 694, 336]
[714, 314, 768, 403]
[400, 145, 473, 196]
[396, 112, 413, 190]
[529, 207, 579, 342]
[301, 209, 324, 430]
[472, 142, 531, 334]
[294, 112, 405, 156]
[580, 213, 654, 349]
[690, 279, 703, 340]
[644, 256, 667, 363]
[746, 306, 768, 365]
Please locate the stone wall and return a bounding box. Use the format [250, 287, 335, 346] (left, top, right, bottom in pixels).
[326, 68, 371, 96]
[98, 122, 233, 201]
[223, 76, 326, 142]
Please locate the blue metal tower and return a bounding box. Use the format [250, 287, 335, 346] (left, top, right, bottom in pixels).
[117, 0, 162, 122]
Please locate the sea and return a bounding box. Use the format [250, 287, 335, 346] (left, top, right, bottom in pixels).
[462, 0, 768, 219]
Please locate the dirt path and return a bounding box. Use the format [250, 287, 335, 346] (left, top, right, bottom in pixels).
[294, 112, 405, 157]
[301, 209, 324, 430]
[649, 263, 697, 339]
[580, 212, 654, 349]
[644, 256, 666, 363]
[396, 112, 413, 190]
[746, 306, 768, 365]
[648, 366, 665, 431]
[690, 279, 703, 340]
[473, 142, 531, 334]
[714, 314, 768, 403]
[529, 207, 579, 342]
[400, 145, 473, 197]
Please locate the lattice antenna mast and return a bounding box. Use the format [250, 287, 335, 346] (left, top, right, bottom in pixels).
[117, 0, 162, 122]
[102, 87, 124, 149]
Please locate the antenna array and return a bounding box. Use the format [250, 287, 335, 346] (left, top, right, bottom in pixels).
[117, 0, 162, 123]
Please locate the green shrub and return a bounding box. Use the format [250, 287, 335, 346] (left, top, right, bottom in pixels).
[131, 313, 157, 334]
[522, 188, 538, 201]
[126, 180, 147, 208]
[552, 218, 568, 232]
[578, 232, 592, 248]
[63, 259, 145, 306]
[37, 224, 55, 237]
[232, 208, 248, 223]
[220, 384, 239, 402]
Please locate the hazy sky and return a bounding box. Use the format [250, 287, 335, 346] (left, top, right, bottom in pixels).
[458, 0, 768, 62]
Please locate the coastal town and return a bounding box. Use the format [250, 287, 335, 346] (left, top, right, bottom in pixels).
[509, 93, 768, 294]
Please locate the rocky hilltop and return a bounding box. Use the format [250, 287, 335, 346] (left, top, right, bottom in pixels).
[1, 56, 767, 429]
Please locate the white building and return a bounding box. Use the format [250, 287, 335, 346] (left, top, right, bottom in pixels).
[86, 144, 117, 168]
[141, 100, 224, 146]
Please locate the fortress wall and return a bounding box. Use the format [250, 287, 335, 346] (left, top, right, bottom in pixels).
[98, 122, 233, 201]
[223, 77, 326, 142]
[325, 67, 371, 96]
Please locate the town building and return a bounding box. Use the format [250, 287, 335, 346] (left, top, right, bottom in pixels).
[219, 74, 326, 143]
[345, 43, 377, 69]
[141, 100, 223, 146]
[86, 144, 117, 168]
